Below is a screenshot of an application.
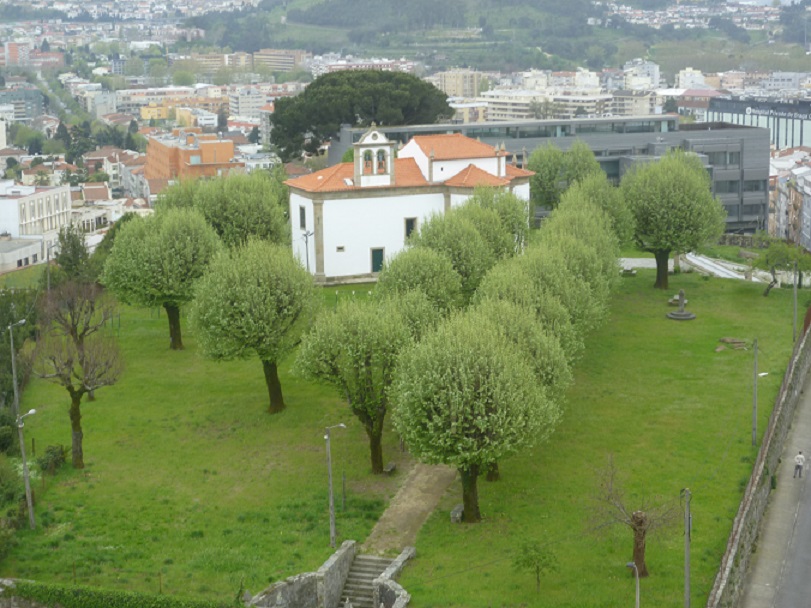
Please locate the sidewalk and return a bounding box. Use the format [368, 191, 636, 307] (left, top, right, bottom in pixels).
[739, 371, 811, 608]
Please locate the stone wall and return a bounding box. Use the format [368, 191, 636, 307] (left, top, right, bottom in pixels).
[249, 541, 356, 608]
[706, 330, 811, 608]
[0, 580, 47, 608]
[373, 547, 415, 608]
[316, 541, 355, 608]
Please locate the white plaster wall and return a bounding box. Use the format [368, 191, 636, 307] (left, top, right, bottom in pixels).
[0, 200, 20, 237]
[513, 182, 530, 200]
[433, 157, 499, 182]
[398, 141, 429, 180]
[450, 192, 472, 207]
[289, 192, 315, 273]
[322, 193, 444, 277]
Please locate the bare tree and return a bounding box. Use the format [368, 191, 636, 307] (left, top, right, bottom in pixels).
[591, 455, 678, 577]
[35, 282, 123, 469]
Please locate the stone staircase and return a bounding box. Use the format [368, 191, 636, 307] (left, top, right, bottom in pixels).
[339, 554, 393, 608]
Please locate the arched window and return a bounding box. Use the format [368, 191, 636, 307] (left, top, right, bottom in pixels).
[377, 150, 387, 174]
[363, 150, 373, 174]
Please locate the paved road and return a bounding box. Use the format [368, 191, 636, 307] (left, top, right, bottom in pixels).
[739, 371, 811, 608]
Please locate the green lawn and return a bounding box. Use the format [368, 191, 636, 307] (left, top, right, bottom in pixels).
[0, 273, 796, 606]
[2, 285, 400, 600]
[400, 270, 794, 607]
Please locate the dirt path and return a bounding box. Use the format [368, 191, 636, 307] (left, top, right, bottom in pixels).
[362, 463, 457, 555]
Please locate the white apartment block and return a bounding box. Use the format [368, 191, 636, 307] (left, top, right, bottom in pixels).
[675, 68, 705, 89]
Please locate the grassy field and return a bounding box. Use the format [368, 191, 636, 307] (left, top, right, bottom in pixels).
[400, 270, 795, 607]
[0, 270, 797, 606]
[1, 284, 398, 600]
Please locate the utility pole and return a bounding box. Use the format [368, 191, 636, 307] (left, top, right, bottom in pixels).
[753, 337, 758, 447]
[793, 260, 798, 342]
[683, 488, 692, 608]
[325, 423, 345, 548]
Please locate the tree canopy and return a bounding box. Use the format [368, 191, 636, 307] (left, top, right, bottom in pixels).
[376, 247, 463, 315]
[102, 208, 222, 350]
[621, 150, 726, 289]
[190, 240, 318, 414]
[156, 169, 290, 248]
[297, 293, 437, 472]
[392, 314, 556, 522]
[527, 140, 602, 210]
[270, 71, 451, 161]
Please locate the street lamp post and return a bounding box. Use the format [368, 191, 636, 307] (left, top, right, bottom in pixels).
[17, 409, 36, 530]
[303, 231, 314, 274]
[8, 318, 26, 419]
[752, 337, 769, 447]
[325, 423, 346, 548]
[626, 561, 640, 608]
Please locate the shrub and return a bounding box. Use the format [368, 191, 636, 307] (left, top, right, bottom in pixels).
[37, 445, 66, 475]
[7, 581, 231, 608]
[0, 427, 13, 454]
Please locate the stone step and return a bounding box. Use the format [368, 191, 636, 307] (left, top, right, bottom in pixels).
[341, 596, 374, 608]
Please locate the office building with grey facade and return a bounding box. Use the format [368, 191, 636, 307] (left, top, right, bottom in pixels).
[328, 116, 770, 234]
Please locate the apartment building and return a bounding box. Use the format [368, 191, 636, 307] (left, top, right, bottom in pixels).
[116, 86, 195, 115]
[435, 69, 484, 98]
[144, 128, 243, 180]
[0, 88, 45, 122]
[0, 181, 71, 261]
[253, 48, 310, 73]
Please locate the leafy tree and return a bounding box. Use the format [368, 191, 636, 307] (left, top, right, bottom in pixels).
[102, 208, 221, 350]
[392, 315, 555, 522]
[55, 121, 71, 149]
[376, 246, 463, 315]
[454, 204, 515, 263]
[465, 187, 530, 254]
[248, 126, 260, 144]
[565, 173, 634, 246]
[621, 150, 726, 289]
[40, 38, 50, 52]
[35, 282, 123, 469]
[527, 140, 601, 210]
[753, 236, 811, 296]
[87, 212, 138, 280]
[53, 224, 92, 285]
[128, 119, 139, 134]
[297, 294, 437, 472]
[271, 71, 451, 161]
[474, 258, 583, 363]
[157, 171, 289, 248]
[408, 212, 495, 304]
[513, 542, 558, 593]
[190, 240, 317, 414]
[0, 290, 38, 410]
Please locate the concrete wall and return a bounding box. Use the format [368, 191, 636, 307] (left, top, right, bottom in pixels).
[706, 330, 811, 608]
[373, 547, 415, 608]
[248, 541, 356, 608]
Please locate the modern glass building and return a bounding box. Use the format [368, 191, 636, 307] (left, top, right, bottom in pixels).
[328, 115, 770, 233]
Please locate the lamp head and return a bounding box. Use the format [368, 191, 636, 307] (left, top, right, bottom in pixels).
[626, 561, 636, 569]
[27, 409, 36, 416]
[338, 423, 346, 429]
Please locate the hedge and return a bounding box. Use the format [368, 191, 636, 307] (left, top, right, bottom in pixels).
[4, 581, 233, 608]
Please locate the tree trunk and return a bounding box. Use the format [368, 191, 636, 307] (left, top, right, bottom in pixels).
[366, 424, 384, 474]
[486, 461, 500, 482]
[763, 267, 778, 297]
[631, 510, 650, 578]
[163, 303, 183, 350]
[653, 250, 670, 290]
[262, 359, 285, 414]
[69, 391, 84, 469]
[460, 464, 481, 523]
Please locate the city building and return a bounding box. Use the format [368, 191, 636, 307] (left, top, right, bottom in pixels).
[144, 128, 243, 181]
[328, 115, 770, 234]
[253, 48, 310, 72]
[0, 88, 45, 123]
[286, 128, 532, 283]
[435, 69, 484, 98]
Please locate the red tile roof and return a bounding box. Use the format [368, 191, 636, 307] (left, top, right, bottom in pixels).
[410, 133, 502, 160]
[445, 164, 509, 188]
[286, 158, 428, 193]
[505, 164, 534, 178]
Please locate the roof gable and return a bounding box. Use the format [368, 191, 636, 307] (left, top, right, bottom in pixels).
[410, 133, 500, 160]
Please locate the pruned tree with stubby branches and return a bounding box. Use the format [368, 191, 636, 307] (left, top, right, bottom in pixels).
[591, 455, 679, 577]
[35, 281, 123, 469]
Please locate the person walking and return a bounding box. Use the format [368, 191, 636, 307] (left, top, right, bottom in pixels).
[794, 451, 806, 478]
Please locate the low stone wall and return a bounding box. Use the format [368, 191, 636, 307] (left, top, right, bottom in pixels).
[249, 541, 356, 608]
[373, 547, 415, 608]
[706, 330, 811, 607]
[317, 541, 356, 608]
[718, 234, 759, 248]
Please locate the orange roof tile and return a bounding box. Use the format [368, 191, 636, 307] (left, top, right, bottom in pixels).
[286, 158, 429, 194]
[444, 164, 509, 188]
[505, 164, 534, 178]
[410, 133, 502, 160]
